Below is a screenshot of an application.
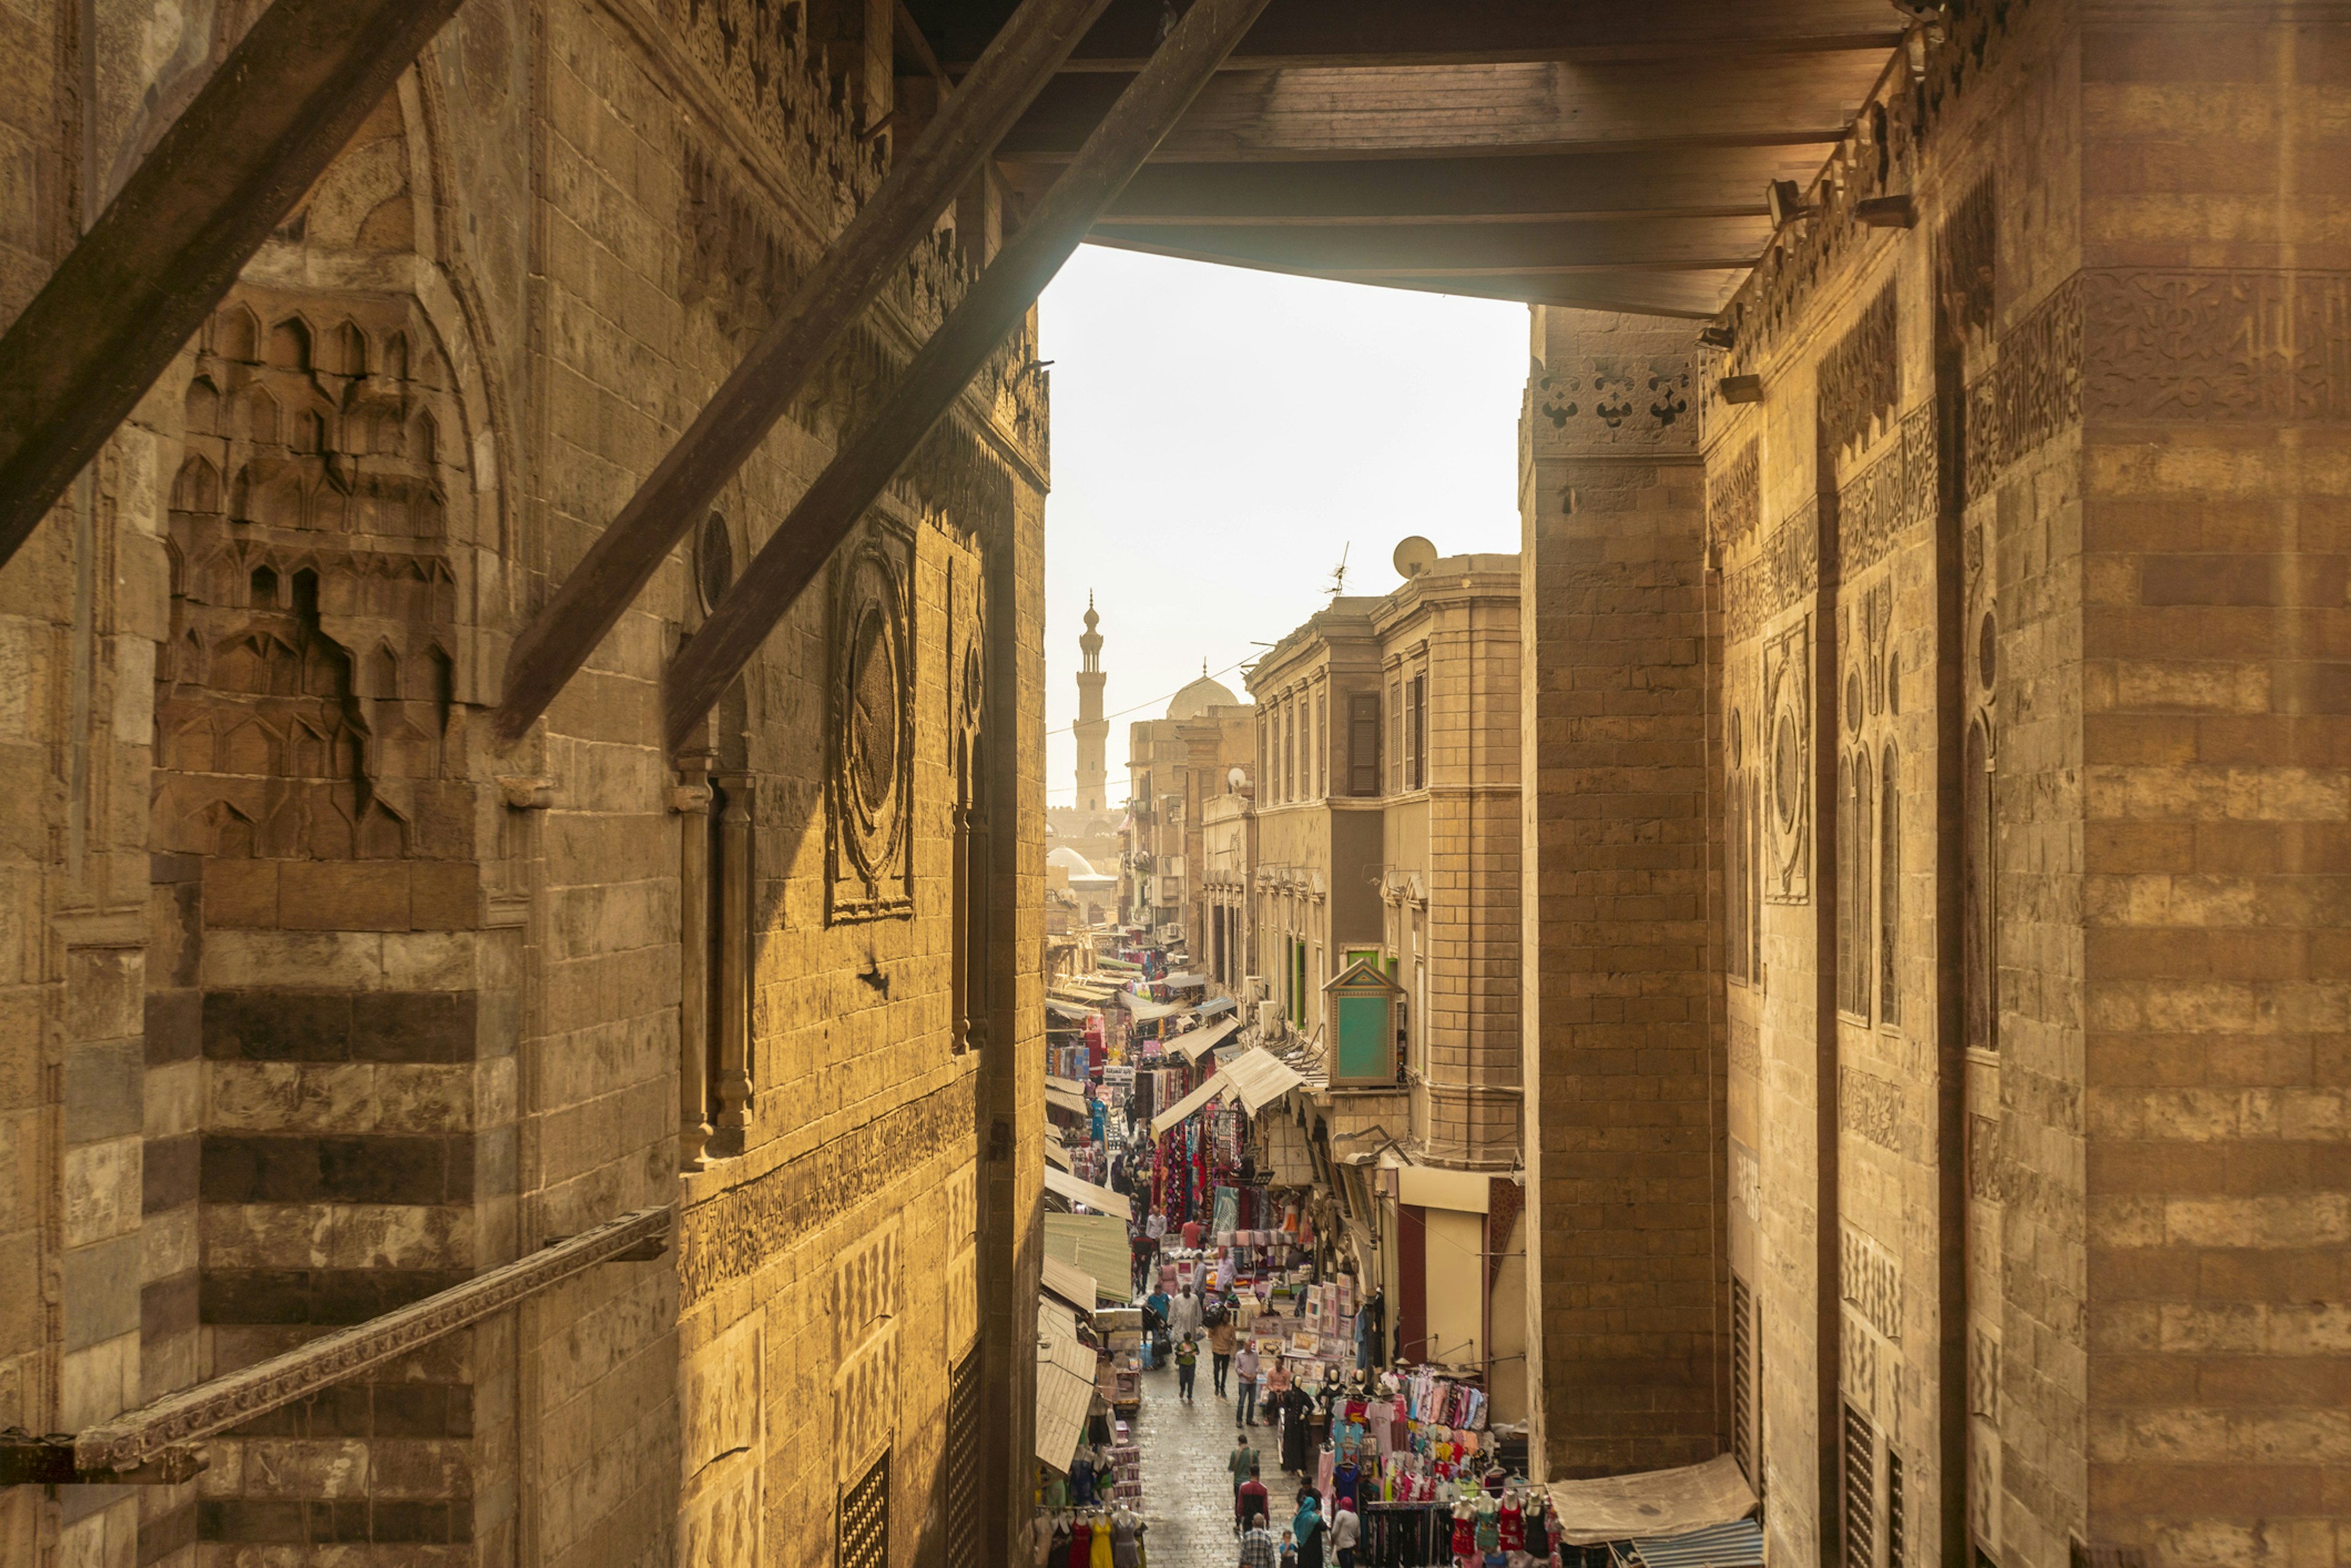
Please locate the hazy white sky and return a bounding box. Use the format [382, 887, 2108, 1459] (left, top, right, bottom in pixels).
[1038, 246, 1529, 806]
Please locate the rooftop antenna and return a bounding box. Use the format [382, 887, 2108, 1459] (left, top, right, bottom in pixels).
[1325, 542, 1350, 599]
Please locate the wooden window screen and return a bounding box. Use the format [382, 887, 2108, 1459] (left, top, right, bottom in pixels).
[1730, 1274, 1757, 1485]
[839, 1449, 890, 1568]
[944, 1351, 983, 1568]
[1887, 1444, 1908, 1568]
[1842, 1405, 1876, 1568]
[1405, 675, 1426, 790]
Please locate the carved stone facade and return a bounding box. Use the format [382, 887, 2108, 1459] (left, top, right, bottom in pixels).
[1678, 5, 2351, 1567]
[0, 4, 1043, 1566]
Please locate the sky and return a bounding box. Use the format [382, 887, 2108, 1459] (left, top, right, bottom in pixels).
[1037, 246, 1530, 808]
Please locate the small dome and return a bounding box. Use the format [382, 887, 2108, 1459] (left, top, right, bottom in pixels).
[1166, 668, 1239, 719]
[1048, 846, 1098, 877]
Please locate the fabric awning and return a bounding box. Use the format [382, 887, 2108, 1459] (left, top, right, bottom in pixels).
[1035, 1325, 1099, 1473]
[1044, 1167, 1131, 1223]
[1046, 999, 1095, 1021]
[1198, 996, 1237, 1017]
[1038, 1293, 1081, 1347]
[1216, 1048, 1308, 1115]
[1150, 1070, 1229, 1138]
[1163, 972, 1207, 989]
[1542, 1455, 1758, 1547]
[1046, 1090, 1089, 1120]
[1046, 1074, 1088, 1097]
[1164, 1018, 1241, 1063]
[1119, 994, 1190, 1021]
[1043, 1132, 1071, 1171]
[1041, 1253, 1100, 1316]
[1043, 1212, 1131, 1302]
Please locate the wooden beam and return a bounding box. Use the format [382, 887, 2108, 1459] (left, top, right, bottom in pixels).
[920, 0, 1902, 70]
[487, 0, 1113, 747]
[1085, 213, 1774, 274]
[0, 0, 465, 574]
[1013, 146, 1830, 227]
[666, 0, 1275, 755]
[1078, 232, 1743, 319]
[72, 1208, 670, 1474]
[999, 53, 1889, 163]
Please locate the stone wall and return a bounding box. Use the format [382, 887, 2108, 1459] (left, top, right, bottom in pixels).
[1518, 308, 1724, 1479]
[0, 2, 1045, 1564]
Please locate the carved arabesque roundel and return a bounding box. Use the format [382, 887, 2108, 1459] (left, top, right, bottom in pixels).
[1774, 712, 1802, 831]
[826, 522, 916, 923]
[1762, 618, 1812, 902]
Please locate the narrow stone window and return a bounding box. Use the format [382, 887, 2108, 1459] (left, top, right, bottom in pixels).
[1887, 1444, 1908, 1568]
[1731, 1273, 1758, 1486]
[1880, 742, 1899, 1027]
[1405, 673, 1427, 790]
[1963, 719, 1995, 1051]
[1839, 752, 1873, 1019]
[1388, 678, 1403, 792]
[1315, 690, 1327, 797]
[1726, 771, 1747, 984]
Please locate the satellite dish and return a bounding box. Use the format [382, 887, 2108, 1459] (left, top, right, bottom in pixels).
[1393, 536, 1438, 580]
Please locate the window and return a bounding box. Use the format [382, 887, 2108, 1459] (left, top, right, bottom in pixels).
[1730, 1274, 1758, 1488]
[1315, 691, 1327, 797]
[1749, 782, 1764, 981]
[1387, 678, 1403, 792]
[1727, 771, 1747, 984]
[1963, 719, 1995, 1050]
[1887, 1444, 1908, 1568]
[1405, 675, 1427, 790]
[1284, 705, 1296, 801]
[839, 1449, 890, 1568]
[1838, 751, 1872, 1019]
[1348, 693, 1381, 796]
[1842, 1406, 1876, 1568]
[1880, 743, 1899, 1027]
[943, 1351, 983, 1568]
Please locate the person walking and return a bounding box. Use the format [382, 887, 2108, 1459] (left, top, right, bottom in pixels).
[1291, 1493, 1325, 1568]
[1237, 1464, 1270, 1541]
[1169, 1283, 1203, 1342]
[1175, 1334, 1199, 1403]
[1328, 1499, 1359, 1568]
[1209, 1313, 1238, 1398]
[1239, 1514, 1276, 1568]
[1234, 1343, 1261, 1427]
[1228, 1436, 1258, 1526]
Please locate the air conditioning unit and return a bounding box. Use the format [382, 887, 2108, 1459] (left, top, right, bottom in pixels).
[1243, 975, 1264, 1000]
[1257, 999, 1283, 1034]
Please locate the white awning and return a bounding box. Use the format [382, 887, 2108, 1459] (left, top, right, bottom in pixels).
[1164, 1018, 1241, 1063]
[1150, 1071, 1229, 1138]
[1046, 1074, 1089, 1097]
[1163, 972, 1207, 989]
[1041, 1253, 1100, 1316]
[1216, 1048, 1308, 1115]
[1035, 1326, 1100, 1474]
[1046, 1087, 1090, 1118]
[1043, 1167, 1132, 1223]
[1542, 1455, 1758, 1547]
[1119, 993, 1191, 1021]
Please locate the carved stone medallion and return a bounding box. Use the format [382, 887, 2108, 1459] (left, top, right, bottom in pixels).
[826, 517, 916, 923]
[1763, 618, 1811, 904]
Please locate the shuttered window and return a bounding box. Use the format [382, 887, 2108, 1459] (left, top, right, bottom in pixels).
[1349, 694, 1381, 796]
[1730, 1274, 1758, 1487]
[1842, 1406, 1876, 1568]
[1404, 675, 1426, 790]
[1887, 1444, 1908, 1568]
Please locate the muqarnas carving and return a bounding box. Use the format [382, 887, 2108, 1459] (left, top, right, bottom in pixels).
[825, 517, 917, 923]
[1763, 617, 1812, 904]
[156, 291, 478, 863]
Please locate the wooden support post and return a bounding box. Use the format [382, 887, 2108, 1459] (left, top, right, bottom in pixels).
[664, 0, 1276, 754]
[487, 0, 1111, 746]
[0, 0, 465, 572]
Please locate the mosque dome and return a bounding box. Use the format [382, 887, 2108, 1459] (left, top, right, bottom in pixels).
[1166, 665, 1239, 720]
[1047, 846, 1098, 877]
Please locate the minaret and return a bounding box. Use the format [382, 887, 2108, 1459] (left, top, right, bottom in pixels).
[1074, 595, 1108, 812]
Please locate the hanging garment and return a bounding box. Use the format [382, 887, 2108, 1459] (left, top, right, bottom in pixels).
[1111, 1513, 1143, 1568]
[1092, 1515, 1113, 1568]
[1069, 1518, 1092, 1568]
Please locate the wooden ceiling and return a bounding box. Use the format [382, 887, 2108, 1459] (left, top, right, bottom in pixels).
[903, 0, 1904, 317]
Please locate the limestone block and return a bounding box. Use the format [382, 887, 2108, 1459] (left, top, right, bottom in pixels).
[204, 930, 386, 993]
[59, 1329, 138, 1429]
[241, 1438, 370, 1498]
[66, 948, 144, 1047]
[62, 1134, 141, 1247]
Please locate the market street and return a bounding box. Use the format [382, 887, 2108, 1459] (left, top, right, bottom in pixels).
[1128, 1354, 1272, 1568]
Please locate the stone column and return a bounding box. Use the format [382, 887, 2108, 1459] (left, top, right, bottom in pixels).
[1518, 307, 1727, 1477]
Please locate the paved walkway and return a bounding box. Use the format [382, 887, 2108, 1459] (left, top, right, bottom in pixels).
[1126, 1355, 1284, 1568]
